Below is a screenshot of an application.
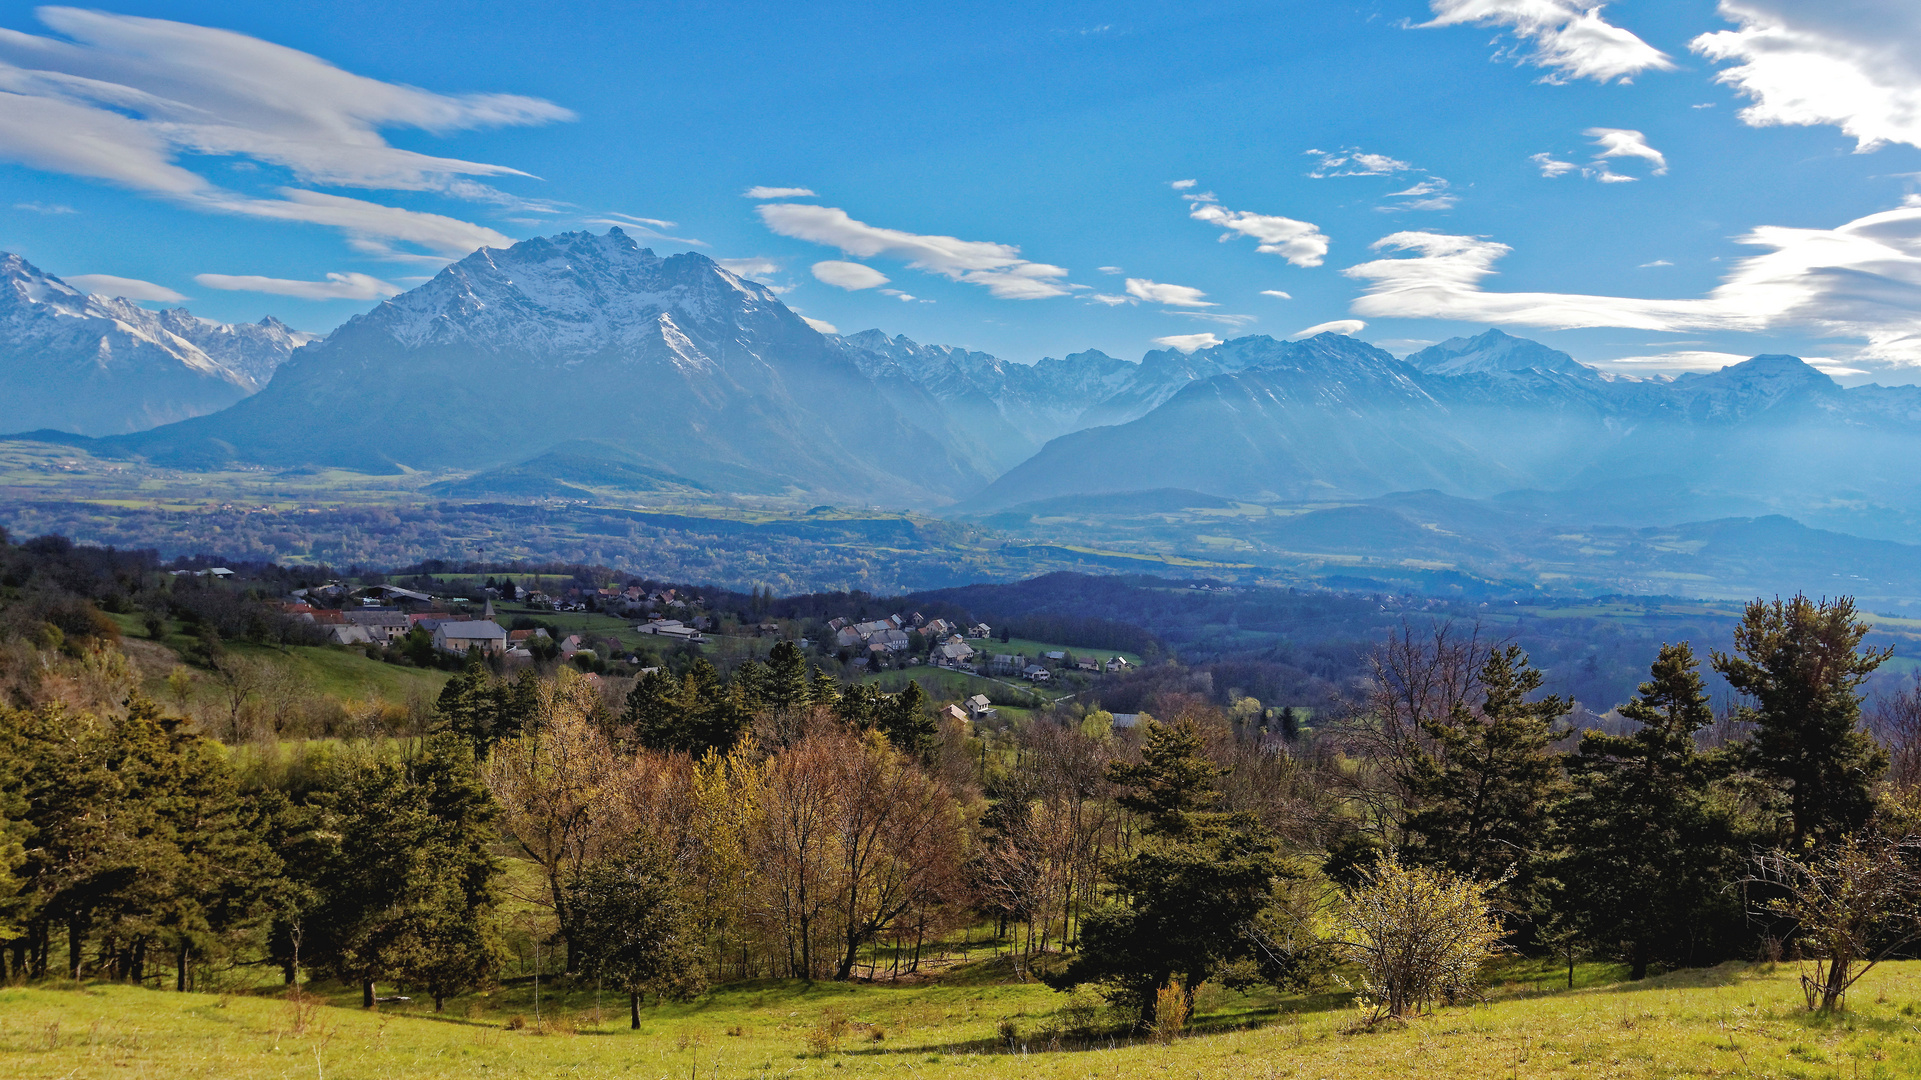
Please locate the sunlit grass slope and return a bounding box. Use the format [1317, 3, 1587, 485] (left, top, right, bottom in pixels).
[7, 960, 1921, 1079]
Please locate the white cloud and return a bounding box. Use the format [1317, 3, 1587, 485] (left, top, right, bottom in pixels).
[811, 259, 890, 290]
[1261, 290, 1293, 299]
[1292, 319, 1366, 338]
[1169, 179, 1197, 189]
[743, 186, 816, 199]
[1693, 1, 1921, 151]
[877, 288, 919, 301]
[583, 214, 706, 246]
[1097, 265, 1123, 274]
[799, 315, 838, 335]
[1342, 201, 1921, 363]
[755, 202, 1071, 299]
[1170, 311, 1257, 327]
[1423, 0, 1676, 84]
[1184, 193, 1330, 267]
[1153, 333, 1221, 353]
[1125, 277, 1215, 307]
[716, 257, 782, 281]
[12, 200, 74, 214]
[0, 8, 569, 260]
[1381, 177, 1459, 211]
[1639, 259, 1674, 267]
[1531, 152, 1580, 177]
[194, 271, 400, 300]
[63, 273, 185, 301]
[1087, 293, 1133, 306]
[217, 189, 512, 260]
[1586, 127, 1668, 175]
[1306, 147, 1410, 177]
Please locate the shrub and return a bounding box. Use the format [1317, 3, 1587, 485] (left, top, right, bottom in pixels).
[1329, 853, 1506, 1021]
[1151, 979, 1189, 1043]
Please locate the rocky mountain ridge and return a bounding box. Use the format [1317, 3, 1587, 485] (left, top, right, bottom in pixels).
[0, 252, 312, 435]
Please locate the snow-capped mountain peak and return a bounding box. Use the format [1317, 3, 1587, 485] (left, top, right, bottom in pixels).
[0, 252, 312, 435]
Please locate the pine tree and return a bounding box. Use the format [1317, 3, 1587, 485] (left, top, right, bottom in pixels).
[1712, 594, 1890, 845]
[306, 737, 502, 1008]
[881, 680, 935, 755]
[1047, 719, 1284, 1024]
[764, 640, 810, 713]
[1553, 643, 1742, 978]
[1404, 646, 1568, 885]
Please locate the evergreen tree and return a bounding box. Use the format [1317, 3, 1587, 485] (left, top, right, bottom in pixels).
[1047, 719, 1285, 1025]
[1712, 594, 1889, 846]
[623, 660, 750, 755]
[305, 737, 502, 1007]
[1404, 646, 1568, 886]
[432, 661, 530, 753]
[571, 839, 706, 1028]
[764, 640, 810, 713]
[1553, 643, 1742, 978]
[880, 680, 935, 754]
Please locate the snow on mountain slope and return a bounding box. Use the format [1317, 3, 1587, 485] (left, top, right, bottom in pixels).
[107, 229, 995, 503]
[0, 252, 312, 435]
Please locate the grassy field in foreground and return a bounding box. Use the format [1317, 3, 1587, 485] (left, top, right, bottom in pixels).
[6, 960, 1921, 1080]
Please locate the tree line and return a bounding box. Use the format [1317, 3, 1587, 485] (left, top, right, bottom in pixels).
[5, 522, 1920, 1030]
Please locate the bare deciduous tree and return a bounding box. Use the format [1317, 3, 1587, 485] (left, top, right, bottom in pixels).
[1750, 833, 1921, 1013]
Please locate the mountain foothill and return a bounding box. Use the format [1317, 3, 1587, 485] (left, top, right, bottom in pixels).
[5, 226, 1920, 585]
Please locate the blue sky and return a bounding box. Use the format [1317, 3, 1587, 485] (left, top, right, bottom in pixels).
[4, 1, 1921, 382]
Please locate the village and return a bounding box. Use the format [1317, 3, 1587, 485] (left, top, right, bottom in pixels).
[261, 573, 1137, 712]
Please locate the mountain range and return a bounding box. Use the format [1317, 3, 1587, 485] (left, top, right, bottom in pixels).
[0, 253, 311, 435]
[7, 226, 1921, 564]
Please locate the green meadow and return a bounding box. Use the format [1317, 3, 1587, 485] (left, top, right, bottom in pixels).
[6, 960, 1921, 1080]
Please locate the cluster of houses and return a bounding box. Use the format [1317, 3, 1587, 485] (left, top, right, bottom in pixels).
[826, 612, 992, 671]
[281, 586, 611, 664]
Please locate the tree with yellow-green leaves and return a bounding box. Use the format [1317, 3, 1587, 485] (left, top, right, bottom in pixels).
[1330, 852, 1507, 1022]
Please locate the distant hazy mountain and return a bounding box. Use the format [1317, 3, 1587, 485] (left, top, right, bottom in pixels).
[104, 229, 994, 503]
[963, 332, 1921, 541]
[832, 331, 1137, 469]
[0, 252, 311, 435]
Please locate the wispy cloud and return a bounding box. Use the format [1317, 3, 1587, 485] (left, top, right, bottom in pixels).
[0, 8, 571, 260]
[12, 200, 74, 214]
[1153, 332, 1221, 353]
[743, 186, 816, 199]
[1422, 0, 1676, 84]
[1305, 147, 1411, 177]
[1381, 177, 1458, 211]
[1531, 130, 1668, 183]
[1639, 259, 1673, 268]
[1169, 179, 1197, 189]
[1097, 265, 1123, 274]
[1693, 1, 1921, 151]
[585, 213, 706, 246]
[1530, 152, 1580, 177]
[1169, 311, 1256, 327]
[1184, 190, 1330, 267]
[811, 259, 890, 290]
[1260, 289, 1293, 299]
[195, 271, 400, 300]
[1125, 277, 1214, 307]
[798, 315, 838, 335]
[755, 202, 1072, 299]
[63, 273, 184, 301]
[1342, 200, 1921, 364]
